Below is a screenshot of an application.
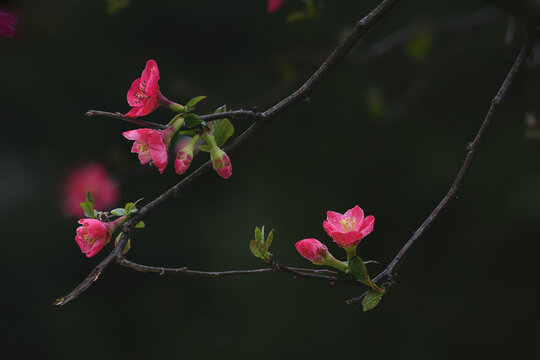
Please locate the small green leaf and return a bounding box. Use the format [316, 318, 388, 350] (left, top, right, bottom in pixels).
[348, 256, 370, 286]
[186, 96, 207, 109]
[80, 201, 95, 218]
[110, 208, 127, 216]
[184, 113, 203, 128]
[404, 29, 433, 62]
[214, 119, 234, 147]
[214, 105, 227, 114]
[266, 229, 274, 250]
[198, 145, 209, 152]
[249, 239, 267, 260]
[362, 290, 383, 311]
[135, 221, 146, 229]
[86, 190, 94, 205]
[255, 227, 263, 243]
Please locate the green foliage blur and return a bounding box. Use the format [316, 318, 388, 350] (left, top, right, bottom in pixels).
[2, 0, 540, 359]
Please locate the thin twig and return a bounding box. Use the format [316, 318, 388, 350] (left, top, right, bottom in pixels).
[116, 257, 338, 277]
[85, 109, 261, 130]
[55, 0, 403, 306]
[347, 30, 537, 305]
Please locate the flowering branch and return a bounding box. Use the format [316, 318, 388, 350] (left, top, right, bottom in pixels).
[55, 0, 404, 306]
[346, 29, 538, 306]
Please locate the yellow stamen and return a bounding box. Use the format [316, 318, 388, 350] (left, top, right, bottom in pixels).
[339, 217, 356, 232]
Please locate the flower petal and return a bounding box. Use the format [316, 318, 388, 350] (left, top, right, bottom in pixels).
[360, 215, 375, 237]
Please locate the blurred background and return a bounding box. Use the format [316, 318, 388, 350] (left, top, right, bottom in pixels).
[1, 0, 539, 358]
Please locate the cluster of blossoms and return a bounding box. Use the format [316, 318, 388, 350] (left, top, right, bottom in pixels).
[0, 10, 16, 37]
[123, 60, 232, 178]
[73, 59, 236, 258]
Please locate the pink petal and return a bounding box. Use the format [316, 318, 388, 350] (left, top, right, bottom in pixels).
[123, 129, 148, 142]
[326, 211, 343, 225]
[125, 106, 141, 118]
[323, 220, 337, 236]
[127, 78, 143, 107]
[137, 95, 159, 117]
[145, 66, 160, 96]
[360, 215, 375, 237]
[345, 205, 364, 222]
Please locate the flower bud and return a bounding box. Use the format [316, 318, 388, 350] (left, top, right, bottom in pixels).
[295, 238, 329, 264]
[174, 135, 199, 175]
[202, 132, 232, 179]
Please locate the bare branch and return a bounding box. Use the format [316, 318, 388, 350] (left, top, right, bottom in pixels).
[116, 257, 338, 277]
[347, 30, 538, 306]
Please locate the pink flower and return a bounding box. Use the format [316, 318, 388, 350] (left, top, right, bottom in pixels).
[75, 219, 114, 258]
[295, 238, 329, 264]
[63, 162, 120, 217]
[211, 149, 232, 179]
[123, 127, 176, 174]
[126, 60, 165, 118]
[0, 11, 16, 37]
[266, 0, 286, 13]
[323, 205, 374, 248]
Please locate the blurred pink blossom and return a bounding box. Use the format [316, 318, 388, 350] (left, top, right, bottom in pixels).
[0, 11, 17, 37]
[266, 0, 286, 13]
[63, 162, 120, 217]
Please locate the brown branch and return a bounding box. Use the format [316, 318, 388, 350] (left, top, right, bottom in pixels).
[54, 0, 404, 306]
[85, 109, 261, 130]
[116, 256, 338, 277]
[347, 29, 538, 306]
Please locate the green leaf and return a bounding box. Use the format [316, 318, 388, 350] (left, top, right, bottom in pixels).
[266, 229, 274, 250]
[362, 290, 383, 311]
[110, 208, 127, 216]
[184, 113, 203, 128]
[86, 190, 94, 205]
[348, 256, 370, 286]
[287, 12, 309, 23]
[214, 105, 227, 114]
[366, 87, 386, 118]
[106, 0, 130, 15]
[186, 96, 207, 109]
[249, 240, 267, 260]
[254, 226, 263, 243]
[135, 221, 146, 229]
[213, 119, 234, 147]
[198, 145, 209, 152]
[80, 201, 95, 218]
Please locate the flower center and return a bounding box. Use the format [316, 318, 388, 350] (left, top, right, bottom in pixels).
[137, 143, 149, 153]
[339, 217, 356, 232]
[83, 232, 96, 245]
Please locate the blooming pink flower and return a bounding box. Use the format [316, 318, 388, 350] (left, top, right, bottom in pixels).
[323, 205, 374, 248]
[266, 0, 286, 13]
[295, 238, 329, 264]
[63, 162, 120, 217]
[123, 126, 177, 174]
[126, 60, 165, 118]
[75, 219, 114, 258]
[0, 11, 16, 37]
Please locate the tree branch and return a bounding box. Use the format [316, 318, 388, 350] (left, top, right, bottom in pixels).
[116, 257, 338, 277]
[55, 0, 404, 306]
[347, 29, 538, 306]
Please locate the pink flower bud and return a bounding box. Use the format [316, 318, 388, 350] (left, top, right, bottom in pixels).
[322, 205, 374, 248]
[62, 162, 120, 217]
[75, 219, 114, 258]
[0, 11, 17, 37]
[211, 150, 232, 179]
[175, 151, 193, 174]
[295, 238, 329, 264]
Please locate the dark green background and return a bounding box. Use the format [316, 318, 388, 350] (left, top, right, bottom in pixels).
[2, 0, 539, 358]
